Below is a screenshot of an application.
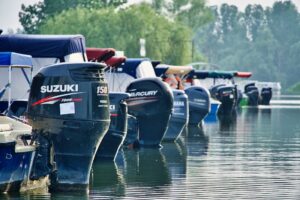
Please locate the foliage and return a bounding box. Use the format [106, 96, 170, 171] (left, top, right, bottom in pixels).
[19, 0, 127, 33]
[197, 1, 300, 90]
[287, 82, 300, 93]
[38, 4, 193, 65]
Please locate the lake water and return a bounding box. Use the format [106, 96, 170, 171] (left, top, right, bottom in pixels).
[2, 95, 300, 199]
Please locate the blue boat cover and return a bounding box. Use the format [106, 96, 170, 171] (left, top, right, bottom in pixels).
[154, 65, 168, 77]
[0, 52, 33, 67]
[119, 58, 150, 78]
[0, 34, 86, 59]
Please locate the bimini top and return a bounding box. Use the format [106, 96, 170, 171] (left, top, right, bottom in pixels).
[188, 70, 235, 79]
[86, 47, 115, 62]
[117, 58, 156, 78]
[154, 64, 193, 76]
[234, 71, 252, 78]
[0, 52, 33, 68]
[0, 34, 86, 59]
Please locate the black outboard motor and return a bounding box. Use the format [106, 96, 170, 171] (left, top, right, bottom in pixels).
[184, 86, 210, 126]
[163, 89, 189, 141]
[260, 87, 272, 105]
[95, 92, 129, 160]
[27, 63, 110, 192]
[214, 85, 237, 115]
[126, 78, 173, 147]
[244, 83, 259, 106]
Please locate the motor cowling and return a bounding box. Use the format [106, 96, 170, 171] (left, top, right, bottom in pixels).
[96, 92, 129, 160]
[126, 78, 173, 147]
[184, 86, 210, 126]
[215, 85, 236, 115]
[260, 87, 272, 105]
[27, 62, 110, 192]
[163, 89, 189, 141]
[244, 83, 259, 106]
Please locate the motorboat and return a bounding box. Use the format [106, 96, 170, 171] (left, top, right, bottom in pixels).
[27, 62, 110, 192]
[0, 52, 36, 193]
[154, 64, 191, 141]
[105, 58, 173, 147]
[0, 115, 36, 193]
[86, 48, 129, 160]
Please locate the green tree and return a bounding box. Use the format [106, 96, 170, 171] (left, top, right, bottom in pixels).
[39, 4, 193, 65]
[19, 0, 127, 33]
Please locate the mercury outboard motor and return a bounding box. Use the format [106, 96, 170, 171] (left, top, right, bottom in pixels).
[95, 92, 129, 160]
[27, 62, 110, 192]
[163, 89, 189, 141]
[244, 83, 259, 106]
[184, 86, 210, 126]
[260, 87, 272, 105]
[126, 78, 173, 147]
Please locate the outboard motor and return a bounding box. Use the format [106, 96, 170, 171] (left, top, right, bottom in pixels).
[163, 89, 189, 141]
[126, 78, 173, 147]
[27, 62, 110, 192]
[244, 83, 259, 106]
[95, 92, 129, 160]
[214, 85, 237, 115]
[260, 87, 272, 105]
[184, 86, 210, 126]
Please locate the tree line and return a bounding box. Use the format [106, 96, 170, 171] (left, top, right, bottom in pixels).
[18, 0, 300, 91]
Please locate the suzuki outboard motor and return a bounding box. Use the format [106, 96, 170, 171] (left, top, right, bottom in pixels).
[96, 92, 129, 160]
[260, 87, 272, 105]
[184, 86, 210, 126]
[244, 83, 259, 106]
[126, 78, 173, 147]
[215, 85, 237, 115]
[163, 89, 189, 141]
[27, 63, 110, 192]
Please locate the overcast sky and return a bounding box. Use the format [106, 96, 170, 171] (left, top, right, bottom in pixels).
[1, 0, 299, 33]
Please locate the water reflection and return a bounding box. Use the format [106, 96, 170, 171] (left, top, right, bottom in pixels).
[184, 125, 209, 157]
[161, 140, 187, 180]
[120, 148, 171, 187]
[90, 160, 125, 197]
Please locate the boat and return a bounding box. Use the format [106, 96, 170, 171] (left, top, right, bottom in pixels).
[86, 48, 129, 161]
[187, 70, 237, 116]
[154, 64, 191, 141]
[0, 52, 33, 119]
[0, 34, 110, 192]
[27, 62, 110, 192]
[155, 64, 210, 128]
[0, 115, 36, 193]
[0, 52, 36, 193]
[105, 58, 173, 147]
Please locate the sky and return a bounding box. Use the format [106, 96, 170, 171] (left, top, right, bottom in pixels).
[0, 0, 300, 33]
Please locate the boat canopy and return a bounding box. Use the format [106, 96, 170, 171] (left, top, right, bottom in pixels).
[189, 70, 235, 79]
[105, 58, 156, 92]
[0, 34, 87, 99]
[118, 58, 156, 79]
[0, 52, 33, 68]
[0, 52, 33, 107]
[154, 64, 193, 76]
[234, 71, 252, 78]
[86, 47, 115, 62]
[0, 34, 86, 60]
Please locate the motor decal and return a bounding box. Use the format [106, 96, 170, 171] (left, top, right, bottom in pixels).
[32, 92, 84, 106]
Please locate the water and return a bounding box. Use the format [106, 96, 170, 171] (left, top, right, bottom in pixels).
[2, 96, 300, 199]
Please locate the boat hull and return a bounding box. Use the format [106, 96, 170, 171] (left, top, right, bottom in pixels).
[0, 142, 35, 193]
